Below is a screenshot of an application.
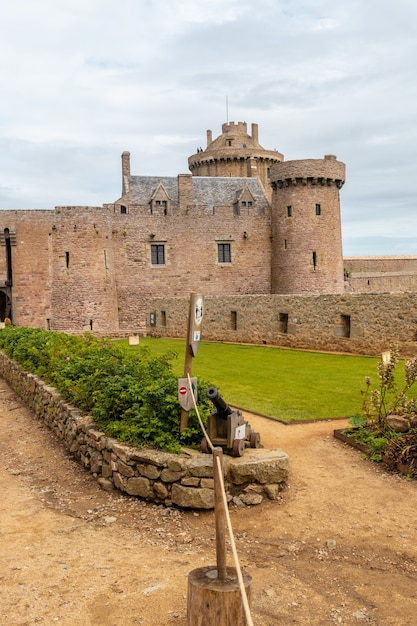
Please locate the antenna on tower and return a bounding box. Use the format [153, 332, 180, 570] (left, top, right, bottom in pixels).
[226, 96, 229, 123]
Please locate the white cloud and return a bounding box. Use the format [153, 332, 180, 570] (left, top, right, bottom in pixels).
[0, 0, 416, 255]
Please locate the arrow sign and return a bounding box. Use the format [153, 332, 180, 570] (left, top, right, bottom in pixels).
[178, 377, 197, 411]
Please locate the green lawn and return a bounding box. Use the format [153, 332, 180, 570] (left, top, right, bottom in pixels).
[122, 338, 380, 422]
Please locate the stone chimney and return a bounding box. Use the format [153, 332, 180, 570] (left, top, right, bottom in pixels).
[178, 174, 193, 213]
[206, 130, 212, 147]
[121, 151, 131, 196]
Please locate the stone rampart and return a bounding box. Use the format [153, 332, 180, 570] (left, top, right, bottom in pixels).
[146, 292, 417, 356]
[0, 352, 288, 508]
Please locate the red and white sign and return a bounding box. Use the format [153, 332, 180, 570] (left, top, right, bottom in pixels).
[178, 377, 198, 411]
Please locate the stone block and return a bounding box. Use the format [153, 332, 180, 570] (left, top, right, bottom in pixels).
[126, 476, 151, 498]
[160, 468, 183, 483]
[113, 472, 126, 492]
[117, 460, 135, 477]
[137, 463, 160, 479]
[181, 477, 200, 487]
[153, 481, 169, 499]
[200, 478, 214, 490]
[188, 454, 229, 478]
[229, 448, 289, 485]
[171, 484, 215, 509]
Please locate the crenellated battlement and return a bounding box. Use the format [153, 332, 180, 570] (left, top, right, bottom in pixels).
[221, 121, 248, 134]
[270, 157, 345, 189]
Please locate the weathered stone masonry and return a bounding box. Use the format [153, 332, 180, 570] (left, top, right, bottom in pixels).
[1, 120, 417, 354]
[146, 292, 417, 357]
[0, 352, 289, 509]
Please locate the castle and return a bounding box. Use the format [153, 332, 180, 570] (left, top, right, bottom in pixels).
[1, 121, 417, 355]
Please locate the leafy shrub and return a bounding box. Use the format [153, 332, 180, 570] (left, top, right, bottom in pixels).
[0, 327, 211, 452]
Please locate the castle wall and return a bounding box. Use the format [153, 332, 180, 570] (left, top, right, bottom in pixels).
[146, 292, 417, 357]
[109, 201, 272, 317]
[50, 207, 120, 333]
[0, 210, 53, 327]
[344, 256, 417, 293]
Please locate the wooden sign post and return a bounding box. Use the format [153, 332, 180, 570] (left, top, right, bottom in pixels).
[186, 447, 252, 625]
[180, 293, 203, 432]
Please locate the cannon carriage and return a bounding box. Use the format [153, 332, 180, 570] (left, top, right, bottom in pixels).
[201, 387, 261, 457]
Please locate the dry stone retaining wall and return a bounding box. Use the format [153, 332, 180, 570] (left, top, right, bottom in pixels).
[0, 352, 288, 509]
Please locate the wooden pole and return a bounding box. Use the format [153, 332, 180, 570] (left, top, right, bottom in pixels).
[213, 448, 227, 581]
[180, 296, 194, 432]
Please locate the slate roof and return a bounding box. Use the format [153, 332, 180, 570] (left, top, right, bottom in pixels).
[126, 176, 270, 208]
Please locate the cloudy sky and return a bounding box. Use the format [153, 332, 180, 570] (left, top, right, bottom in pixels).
[1, 0, 416, 255]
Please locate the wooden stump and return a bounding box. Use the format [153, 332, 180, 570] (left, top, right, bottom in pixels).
[187, 565, 252, 626]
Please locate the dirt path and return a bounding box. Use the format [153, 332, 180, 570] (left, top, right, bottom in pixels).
[1, 376, 417, 626]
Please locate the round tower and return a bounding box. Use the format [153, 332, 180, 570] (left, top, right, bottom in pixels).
[270, 155, 345, 294]
[188, 122, 283, 201]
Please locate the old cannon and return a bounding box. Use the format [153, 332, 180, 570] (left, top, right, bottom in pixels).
[201, 387, 261, 457]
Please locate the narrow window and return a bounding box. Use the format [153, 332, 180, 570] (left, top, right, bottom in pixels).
[162, 200, 167, 215]
[315, 203, 321, 215]
[103, 250, 108, 270]
[150, 312, 156, 326]
[89, 319, 93, 330]
[151, 244, 165, 265]
[65, 251, 70, 268]
[120, 205, 127, 214]
[279, 312, 289, 334]
[4, 228, 12, 284]
[287, 206, 293, 217]
[284, 239, 287, 250]
[231, 310, 237, 331]
[247, 201, 252, 207]
[312, 251, 317, 269]
[218, 243, 231, 263]
[267, 167, 271, 179]
[341, 314, 351, 338]
[161, 310, 167, 327]
[46, 318, 51, 331]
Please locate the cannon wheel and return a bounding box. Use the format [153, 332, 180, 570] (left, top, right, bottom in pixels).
[250, 431, 261, 448]
[232, 438, 245, 457]
[201, 437, 211, 454]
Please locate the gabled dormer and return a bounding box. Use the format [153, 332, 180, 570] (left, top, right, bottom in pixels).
[150, 183, 171, 216]
[233, 185, 256, 216]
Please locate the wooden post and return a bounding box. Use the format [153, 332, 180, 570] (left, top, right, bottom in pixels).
[180, 293, 203, 432]
[213, 448, 227, 581]
[187, 566, 252, 626]
[187, 448, 252, 625]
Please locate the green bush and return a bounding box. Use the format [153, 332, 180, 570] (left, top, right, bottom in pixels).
[0, 327, 211, 452]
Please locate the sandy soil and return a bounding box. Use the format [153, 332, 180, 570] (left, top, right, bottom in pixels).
[1, 375, 417, 626]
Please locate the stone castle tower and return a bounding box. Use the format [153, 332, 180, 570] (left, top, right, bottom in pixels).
[188, 122, 345, 295]
[270, 156, 345, 294]
[188, 121, 283, 201]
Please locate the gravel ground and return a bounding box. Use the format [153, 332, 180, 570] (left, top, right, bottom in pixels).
[1, 376, 417, 625]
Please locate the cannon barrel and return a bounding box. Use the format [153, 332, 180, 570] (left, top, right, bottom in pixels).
[207, 386, 232, 419]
